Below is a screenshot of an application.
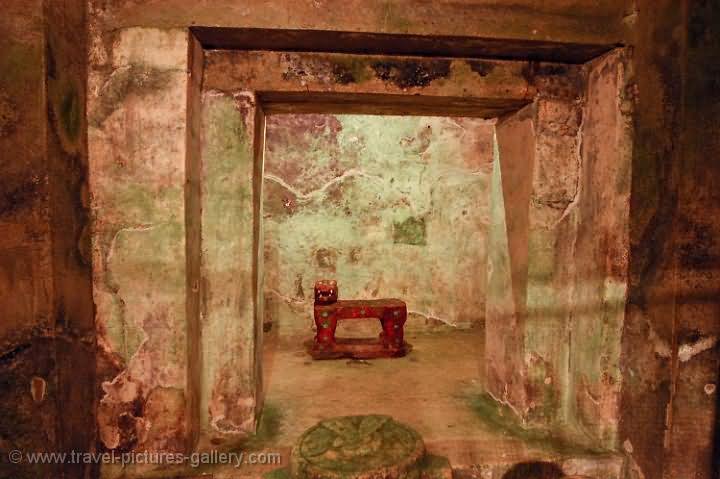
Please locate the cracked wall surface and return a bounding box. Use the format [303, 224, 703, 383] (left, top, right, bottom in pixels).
[262, 113, 494, 336]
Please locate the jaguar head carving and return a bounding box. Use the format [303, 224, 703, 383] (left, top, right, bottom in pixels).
[314, 280, 338, 304]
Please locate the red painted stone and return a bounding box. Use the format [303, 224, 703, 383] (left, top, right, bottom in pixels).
[310, 280, 409, 360]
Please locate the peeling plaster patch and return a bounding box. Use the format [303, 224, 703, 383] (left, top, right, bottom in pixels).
[534, 98, 582, 219]
[678, 335, 717, 362]
[102, 371, 140, 403]
[623, 439, 634, 453]
[209, 395, 256, 435]
[98, 372, 143, 450]
[97, 222, 187, 449]
[552, 99, 584, 228]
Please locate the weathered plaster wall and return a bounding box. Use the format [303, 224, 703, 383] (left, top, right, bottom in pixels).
[568, 50, 633, 449]
[206, 50, 530, 96]
[487, 67, 585, 430]
[0, 3, 49, 344]
[487, 53, 632, 450]
[199, 91, 262, 443]
[89, 28, 189, 453]
[0, 1, 716, 478]
[90, 34, 534, 454]
[0, 2, 57, 456]
[262, 113, 494, 336]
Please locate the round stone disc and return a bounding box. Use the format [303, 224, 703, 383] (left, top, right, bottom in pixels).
[290, 415, 425, 479]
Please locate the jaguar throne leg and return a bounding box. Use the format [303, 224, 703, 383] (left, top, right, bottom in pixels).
[381, 308, 407, 349]
[314, 308, 337, 349]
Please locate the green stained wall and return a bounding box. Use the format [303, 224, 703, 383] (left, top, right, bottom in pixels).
[262, 114, 494, 336]
[200, 92, 261, 439]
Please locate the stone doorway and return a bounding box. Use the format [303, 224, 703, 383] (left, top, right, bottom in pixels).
[89, 28, 633, 477]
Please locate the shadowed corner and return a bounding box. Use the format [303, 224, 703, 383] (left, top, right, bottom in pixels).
[502, 461, 565, 479]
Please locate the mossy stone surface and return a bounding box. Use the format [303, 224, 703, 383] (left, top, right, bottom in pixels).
[290, 415, 425, 479]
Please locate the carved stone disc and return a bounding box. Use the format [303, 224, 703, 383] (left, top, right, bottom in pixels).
[290, 415, 426, 479]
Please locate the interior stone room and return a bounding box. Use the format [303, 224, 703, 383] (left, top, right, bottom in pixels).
[1, 2, 719, 479]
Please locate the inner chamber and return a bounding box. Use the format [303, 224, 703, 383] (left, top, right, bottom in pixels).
[260, 113, 494, 462]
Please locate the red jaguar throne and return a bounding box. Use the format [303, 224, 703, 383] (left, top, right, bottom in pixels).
[309, 280, 409, 360]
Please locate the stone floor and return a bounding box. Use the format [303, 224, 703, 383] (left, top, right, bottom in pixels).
[262, 327, 488, 452]
[248, 327, 624, 478]
[107, 327, 624, 479]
